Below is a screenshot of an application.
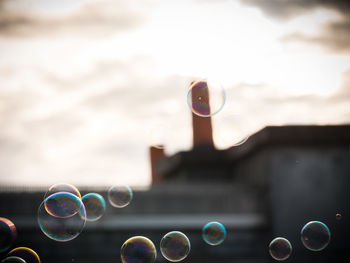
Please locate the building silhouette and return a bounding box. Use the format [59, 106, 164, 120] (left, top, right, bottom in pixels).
[1, 82, 350, 262]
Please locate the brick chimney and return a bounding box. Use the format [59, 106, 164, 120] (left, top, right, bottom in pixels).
[149, 146, 165, 184]
[190, 81, 214, 147]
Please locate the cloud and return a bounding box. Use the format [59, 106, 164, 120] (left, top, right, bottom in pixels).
[0, 0, 151, 38]
[240, 0, 350, 20]
[240, 0, 350, 54]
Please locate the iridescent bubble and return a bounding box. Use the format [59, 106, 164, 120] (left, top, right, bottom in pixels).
[121, 236, 156, 263]
[187, 79, 226, 117]
[108, 185, 133, 208]
[160, 231, 190, 262]
[336, 213, 342, 220]
[38, 192, 86, 242]
[301, 221, 331, 251]
[81, 193, 106, 222]
[8, 247, 40, 263]
[44, 183, 81, 218]
[202, 221, 226, 246]
[1, 257, 26, 263]
[269, 237, 292, 261]
[0, 217, 17, 253]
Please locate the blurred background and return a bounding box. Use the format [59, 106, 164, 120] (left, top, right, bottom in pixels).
[0, 0, 349, 262]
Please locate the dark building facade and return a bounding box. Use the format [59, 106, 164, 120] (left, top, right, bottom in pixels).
[1, 123, 350, 263]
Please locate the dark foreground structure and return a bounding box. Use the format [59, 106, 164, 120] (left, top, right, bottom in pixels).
[0, 123, 350, 263]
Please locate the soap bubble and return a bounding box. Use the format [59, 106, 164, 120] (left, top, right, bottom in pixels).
[121, 236, 156, 263]
[269, 237, 292, 261]
[108, 185, 133, 208]
[187, 79, 226, 117]
[81, 193, 106, 222]
[160, 231, 190, 262]
[301, 221, 330, 251]
[214, 114, 251, 148]
[38, 192, 86, 242]
[44, 183, 81, 218]
[202, 221, 226, 246]
[0, 217, 17, 253]
[1, 257, 26, 263]
[8, 247, 40, 263]
[336, 213, 342, 220]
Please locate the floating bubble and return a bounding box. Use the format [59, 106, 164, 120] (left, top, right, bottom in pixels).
[214, 114, 251, 148]
[202, 221, 226, 246]
[187, 79, 226, 117]
[301, 221, 330, 251]
[108, 185, 133, 208]
[0, 217, 17, 253]
[44, 183, 81, 218]
[1, 257, 26, 263]
[81, 193, 106, 222]
[336, 213, 342, 220]
[269, 237, 292, 261]
[8, 247, 40, 263]
[121, 236, 156, 263]
[160, 231, 190, 262]
[38, 192, 86, 242]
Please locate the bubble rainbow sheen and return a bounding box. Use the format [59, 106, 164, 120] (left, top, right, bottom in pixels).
[44, 183, 81, 218]
[187, 80, 226, 118]
[8, 247, 40, 263]
[269, 237, 292, 261]
[202, 221, 226, 246]
[301, 221, 331, 251]
[160, 231, 190, 262]
[1, 257, 26, 263]
[121, 236, 156, 263]
[38, 192, 86, 242]
[0, 217, 17, 253]
[81, 193, 106, 222]
[108, 185, 133, 208]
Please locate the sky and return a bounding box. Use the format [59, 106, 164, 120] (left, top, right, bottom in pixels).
[0, 0, 349, 188]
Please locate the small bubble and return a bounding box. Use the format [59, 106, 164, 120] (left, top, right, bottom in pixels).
[108, 185, 133, 208]
[160, 231, 190, 262]
[269, 237, 292, 261]
[82, 193, 106, 222]
[202, 221, 226, 246]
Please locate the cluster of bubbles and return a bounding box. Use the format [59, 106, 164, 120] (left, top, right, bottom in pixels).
[1, 246, 40, 263]
[37, 183, 132, 242]
[269, 220, 331, 261]
[120, 221, 228, 263]
[0, 216, 41, 263]
[4, 247, 41, 263]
